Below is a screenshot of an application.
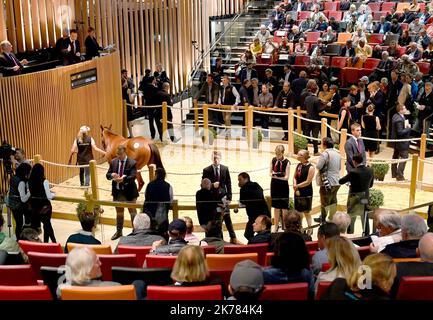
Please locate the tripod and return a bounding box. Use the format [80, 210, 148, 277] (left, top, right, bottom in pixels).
[361, 198, 370, 237]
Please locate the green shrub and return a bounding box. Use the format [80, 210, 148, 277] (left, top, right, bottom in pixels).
[371, 162, 389, 181]
[369, 188, 384, 209]
[294, 134, 308, 153]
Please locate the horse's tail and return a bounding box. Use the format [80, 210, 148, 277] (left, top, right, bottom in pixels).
[149, 143, 164, 170]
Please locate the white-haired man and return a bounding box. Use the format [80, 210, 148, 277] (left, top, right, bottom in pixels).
[381, 214, 427, 258]
[369, 212, 402, 253]
[115, 213, 165, 252]
[256, 25, 270, 45]
[0, 40, 28, 77]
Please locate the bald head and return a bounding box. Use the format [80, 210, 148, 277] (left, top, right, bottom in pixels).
[419, 233, 433, 262]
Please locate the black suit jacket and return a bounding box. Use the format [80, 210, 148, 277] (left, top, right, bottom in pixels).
[202, 164, 232, 201]
[84, 35, 103, 60]
[195, 82, 220, 104]
[391, 261, 433, 298]
[344, 137, 366, 172]
[381, 239, 420, 259]
[106, 157, 139, 200]
[391, 113, 411, 151]
[329, 93, 341, 114]
[367, 90, 386, 115]
[196, 188, 219, 226]
[239, 181, 270, 221]
[339, 165, 373, 197]
[239, 68, 259, 84]
[339, 46, 355, 58]
[61, 38, 81, 65]
[0, 52, 23, 77]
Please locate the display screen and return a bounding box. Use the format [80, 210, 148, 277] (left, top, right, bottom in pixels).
[71, 68, 97, 89]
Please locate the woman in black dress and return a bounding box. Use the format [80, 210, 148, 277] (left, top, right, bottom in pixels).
[337, 97, 353, 132]
[28, 163, 56, 243]
[270, 145, 290, 232]
[293, 150, 315, 236]
[361, 104, 381, 158]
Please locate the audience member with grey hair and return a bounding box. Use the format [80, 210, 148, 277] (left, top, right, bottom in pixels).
[391, 233, 433, 298]
[256, 25, 270, 45]
[381, 214, 427, 258]
[332, 212, 352, 236]
[370, 213, 402, 253]
[115, 213, 165, 253]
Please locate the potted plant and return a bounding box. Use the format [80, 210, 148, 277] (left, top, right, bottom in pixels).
[293, 135, 308, 154]
[76, 202, 102, 226]
[371, 162, 389, 181]
[252, 129, 263, 149]
[369, 188, 384, 210]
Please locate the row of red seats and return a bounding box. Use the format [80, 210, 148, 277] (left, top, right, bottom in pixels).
[287, 1, 424, 13]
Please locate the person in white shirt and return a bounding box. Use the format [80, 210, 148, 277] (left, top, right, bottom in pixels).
[370, 212, 402, 253]
[256, 25, 271, 45]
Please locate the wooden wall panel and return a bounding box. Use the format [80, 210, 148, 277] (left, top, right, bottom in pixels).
[0, 1, 6, 40]
[0, 53, 122, 192]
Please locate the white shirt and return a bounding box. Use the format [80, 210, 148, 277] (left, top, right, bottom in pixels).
[43, 180, 55, 200]
[18, 181, 31, 203]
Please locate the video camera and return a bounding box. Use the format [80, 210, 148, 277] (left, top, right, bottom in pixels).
[0, 141, 16, 175]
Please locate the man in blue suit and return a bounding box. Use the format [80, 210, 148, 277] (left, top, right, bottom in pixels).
[374, 16, 391, 34]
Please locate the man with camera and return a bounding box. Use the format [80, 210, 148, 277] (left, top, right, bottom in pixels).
[315, 137, 341, 223]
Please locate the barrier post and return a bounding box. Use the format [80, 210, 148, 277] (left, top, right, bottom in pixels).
[296, 106, 302, 134]
[34, 154, 41, 164]
[172, 199, 179, 220]
[247, 106, 253, 149]
[148, 164, 156, 182]
[321, 118, 328, 148]
[288, 109, 294, 156]
[203, 104, 209, 145]
[162, 102, 168, 142]
[339, 129, 347, 176]
[89, 160, 99, 201]
[418, 133, 427, 183]
[194, 100, 199, 132]
[122, 100, 128, 138]
[409, 154, 418, 208]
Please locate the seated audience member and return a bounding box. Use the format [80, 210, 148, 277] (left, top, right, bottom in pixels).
[115, 213, 165, 253]
[322, 27, 336, 44]
[294, 38, 309, 56]
[57, 247, 121, 298]
[322, 253, 396, 300]
[287, 26, 303, 44]
[256, 25, 271, 45]
[332, 212, 355, 238]
[409, 17, 423, 34]
[314, 16, 328, 32]
[390, 232, 433, 297]
[0, 215, 20, 252]
[228, 260, 264, 301]
[406, 42, 422, 62]
[374, 16, 391, 34]
[390, 19, 402, 35]
[149, 219, 188, 256]
[263, 232, 313, 292]
[369, 212, 402, 253]
[415, 29, 431, 51]
[315, 236, 361, 294]
[311, 223, 340, 275]
[262, 36, 278, 55]
[372, 45, 383, 60]
[248, 215, 272, 245]
[318, 82, 332, 103]
[399, 30, 412, 47]
[351, 27, 366, 47]
[64, 212, 101, 253]
[250, 38, 263, 57]
[381, 214, 427, 258]
[283, 210, 312, 241]
[183, 216, 200, 245]
[343, 5, 357, 23]
[171, 245, 218, 286]
[328, 17, 340, 33]
[199, 221, 231, 254]
[355, 39, 372, 62]
[340, 40, 355, 58]
[299, 17, 315, 33]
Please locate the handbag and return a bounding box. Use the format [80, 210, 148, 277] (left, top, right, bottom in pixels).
[316, 151, 331, 191]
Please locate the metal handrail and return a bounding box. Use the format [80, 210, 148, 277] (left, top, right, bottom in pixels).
[398, 200, 433, 214]
[187, 0, 257, 86]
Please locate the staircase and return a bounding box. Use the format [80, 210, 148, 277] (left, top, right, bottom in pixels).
[409, 127, 433, 157]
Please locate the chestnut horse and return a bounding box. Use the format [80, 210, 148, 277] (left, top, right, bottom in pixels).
[100, 125, 164, 191]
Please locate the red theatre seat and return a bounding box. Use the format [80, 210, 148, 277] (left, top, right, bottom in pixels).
[341, 67, 361, 87]
[316, 281, 332, 300]
[265, 252, 274, 266]
[363, 58, 381, 70]
[208, 268, 232, 293]
[416, 62, 431, 75]
[396, 276, 433, 300]
[18, 240, 63, 254]
[381, 2, 396, 12]
[97, 254, 137, 281]
[330, 56, 348, 69]
[294, 55, 311, 66]
[373, 11, 388, 21]
[400, 23, 409, 31]
[368, 3, 381, 12]
[305, 241, 319, 251]
[321, 263, 331, 272]
[145, 255, 177, 268]
[306, 32, 322, 44]
[368, 34, 384, 45]
[223, 243, 269, 266]
[201, 245, 217, 255]
[298, 11, 311, 21]
[324, 2, 339, 11]
[0, 285, 52, 300]
[357, 246, 371, 260]
[260, 283, 309, 300]
[327, 11, 342, 22]
[117, 245, 152, 268]
[27, 252, 67, 280]
[146, 285, 223, 300]
[0, 265, 38, 286]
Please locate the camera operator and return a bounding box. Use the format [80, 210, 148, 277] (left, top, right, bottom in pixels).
[11, 148, 31, 169]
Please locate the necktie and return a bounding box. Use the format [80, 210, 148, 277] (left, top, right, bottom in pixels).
[356, 140, 362, 153]
[72, 41, 76, 54]
[215, 166, 220, 182]
[8, 53, 18, 66]
[119, 160, 125, 177]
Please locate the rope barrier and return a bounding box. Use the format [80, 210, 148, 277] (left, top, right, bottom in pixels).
[207, 107, 247, 113]
[40, 160, 89, 168]
[126, 102, 162, 109]
[208, 123, 248, 129]
[166, 121, 198, 127]
[253, 109, 288, 116]
[419, 158, 433, 165]
[325, 122, 342, 134]
[259, 128, 288, 133]
[49, 183, 89, 190]
[293, 131, 322, 141]
[345, 132, 420, 143]
[293, 114, 322, 124]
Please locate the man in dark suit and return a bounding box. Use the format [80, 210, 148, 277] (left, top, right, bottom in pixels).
[374, 16, 391, 34]
[194, 73, 221, 125]
[106, 145, 139, 240]
[61, 29, 81, 66]
[248, 215, 272, 245]
[155, 82, 180, 143]
[327, 85, 341, 114]
[386, 8, 400, 23]
[339, 153, 374, 235]
[399, 8, 416, 24]
[415, 82, 433, 135]
[339, 40, 356, 58]
[202, 151, 240, 244]
[369, 51, 394, 82]
[291, 70, 309, 107]
[366, 82, 387, 120]
[344, 123, 366, 173]
[280, 64, 296, 87]
[239, 62, 259, 84]
[238, 172, 271, 241]
[195, 178, 219, 234]
[391, 104, 412, 181]
[0, 40, 28, 77]
[304, 81, 326, 155]
[382, 214, 427, 259]
[390, 232, 433, 297]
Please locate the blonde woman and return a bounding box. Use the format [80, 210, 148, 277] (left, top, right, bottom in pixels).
[322, 253, 397, 300]
[315, 235, 361, 294]
[270, 145, 290, 232]
[293, 150, 315, 235]
[68, 126, 106, 186]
